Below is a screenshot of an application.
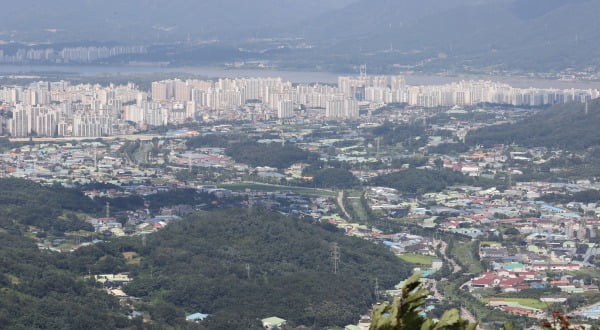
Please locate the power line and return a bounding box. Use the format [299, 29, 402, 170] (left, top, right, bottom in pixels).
[331, 243, 340, 275]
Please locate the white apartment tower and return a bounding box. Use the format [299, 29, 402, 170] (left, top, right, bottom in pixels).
[277, 100, 294, 119]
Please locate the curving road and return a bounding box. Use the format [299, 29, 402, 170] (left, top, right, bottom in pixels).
[337, 190, 353, 221]
[436, 239, 462, 274]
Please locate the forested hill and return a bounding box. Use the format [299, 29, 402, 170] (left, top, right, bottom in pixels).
[0, 233, 135, 329]
[0, 179, 411, 328]
[0, 178, 100, 234]
[466, 99, 600, 150]
[122, 209, 411, 329]
[0, 179, 139, 328]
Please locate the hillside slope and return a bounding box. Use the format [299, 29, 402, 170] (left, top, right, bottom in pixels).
[123, 209, 411, 329]
[0, 0, 356, 42]
[0, 233, 134, 329]
[291, 0, 600, 72]
[0, 178, 100, 233]
[466, 99, 600, 150]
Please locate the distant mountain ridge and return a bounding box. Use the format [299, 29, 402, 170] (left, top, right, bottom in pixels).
[2, 0, 600, 72]
[0, 0, 356, 42]
[510, 0, 591, 19]
[292, 0, 600, 71]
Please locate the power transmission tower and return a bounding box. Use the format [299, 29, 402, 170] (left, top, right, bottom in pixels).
[246, 264, 251, 280]
[375, 277, 380, 301]
[331, 243, 341, 275]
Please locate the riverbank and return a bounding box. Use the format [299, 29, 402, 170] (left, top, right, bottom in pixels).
[1, 64, 600, 89]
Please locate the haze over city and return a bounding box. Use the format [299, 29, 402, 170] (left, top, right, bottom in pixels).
[1, 1, 600, 330]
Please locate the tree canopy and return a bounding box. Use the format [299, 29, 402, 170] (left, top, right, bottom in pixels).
[0, 178, 100, 233]
[466, 100, 600, 150]
[311, 168, 360, 189]
[0, 233, 135, 329]
[226, 141, 319, 169]
[371, 169, 477, 194]
[122, 209, 411, 329]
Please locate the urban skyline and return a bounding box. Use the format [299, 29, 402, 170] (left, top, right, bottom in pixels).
[1, 75, 598, 138]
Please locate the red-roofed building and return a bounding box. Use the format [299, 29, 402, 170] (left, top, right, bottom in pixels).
[470, 273, 498, 290]
[501, 306, 542, 318]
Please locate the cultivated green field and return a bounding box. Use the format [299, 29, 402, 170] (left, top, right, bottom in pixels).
[452, 241, 484, 274]
[482, 298, 548, 310]
[399, 253, 434, 265]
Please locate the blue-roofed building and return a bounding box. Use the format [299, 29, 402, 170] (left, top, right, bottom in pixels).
[582, 304, 600, 319]
[541, 205, 565, 213]
[186, 313, 209, 323]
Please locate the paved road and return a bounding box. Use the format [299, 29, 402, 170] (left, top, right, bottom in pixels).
[460, 307, 483, 330]
[337, 190, 353, 221]
[434, 239, 484, 328]
[436, 239, 462, 274]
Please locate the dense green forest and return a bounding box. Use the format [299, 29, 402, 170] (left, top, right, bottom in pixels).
[95, 187, 221, 214]
[300, 167, 360, 189]
[186, 134, 240, 149]
[466, 100, 600, 150]
[226, 141, 319, 169]
[0, 178, 100, 234]
[0, 233, 136, 329]
[312, 168, 360, 189]
[0, 178, 411, 329]
[0, 178, 224, 235]
[367, 122, 428, 150]
[122, 209, 411, 329]
[187, 133, 320, 169]
[538, 189, 600, 204]
[371, 169, 495, 194]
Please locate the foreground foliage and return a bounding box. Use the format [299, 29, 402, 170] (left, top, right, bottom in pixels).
[370, 273, 477, 330]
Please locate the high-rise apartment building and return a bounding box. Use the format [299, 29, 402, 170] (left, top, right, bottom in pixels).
[277, 100, 294, 119]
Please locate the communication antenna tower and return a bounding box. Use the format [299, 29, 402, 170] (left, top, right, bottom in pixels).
[106, 202, 110, 218]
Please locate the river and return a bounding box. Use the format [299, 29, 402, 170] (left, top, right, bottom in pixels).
[1, 64, 599, 90]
